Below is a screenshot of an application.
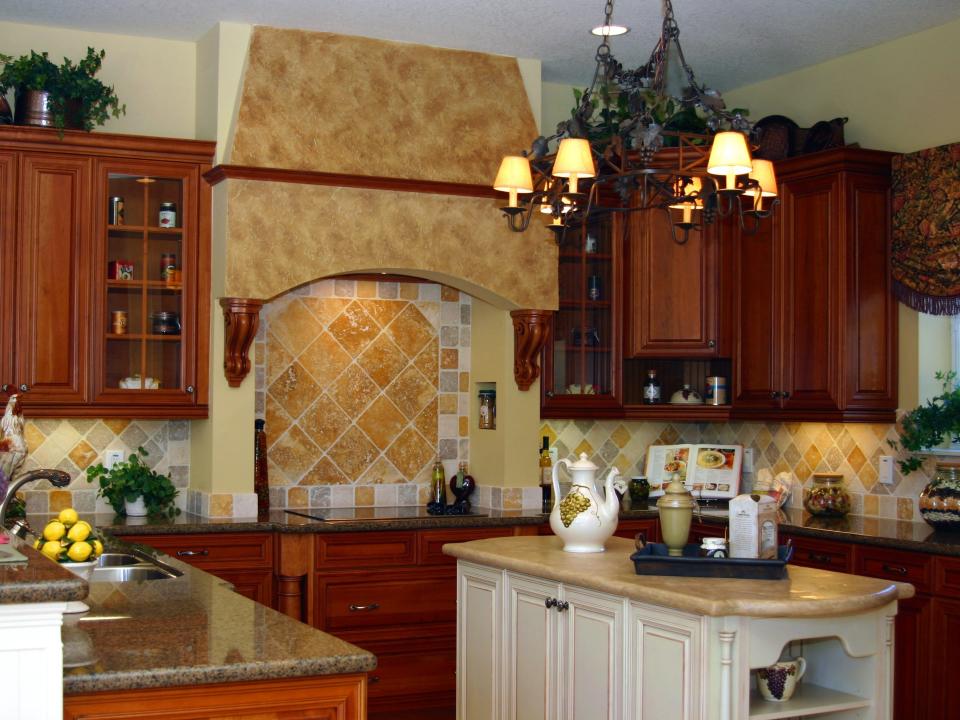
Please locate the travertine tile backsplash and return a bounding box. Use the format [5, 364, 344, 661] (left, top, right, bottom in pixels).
[15, 419, 190, 515]
[542, 418, 931, 521]
[256, 278, 471, 508]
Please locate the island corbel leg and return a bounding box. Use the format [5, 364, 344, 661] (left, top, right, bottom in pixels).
[718, 630, 737, 720]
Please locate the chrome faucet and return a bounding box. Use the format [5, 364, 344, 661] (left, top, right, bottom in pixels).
[0, 469, 71, 529]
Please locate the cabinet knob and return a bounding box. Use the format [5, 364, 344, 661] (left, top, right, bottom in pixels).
[348, 603, 380, 612]
[1, 384, 9, 393]
[176, 549, 209, 557]
[545, 391, 554, 398]
[369, 675, 380, 684]
[770, 391, 781, 399]
[18, 384, 29, 392]
[544, 597, 558, 609]
[807, 552, 832, 565]
[781, 391, 791, 400]
[186, 385, 195, 394]
[556, 600, 570, 612]
[708, 339, 716, 348]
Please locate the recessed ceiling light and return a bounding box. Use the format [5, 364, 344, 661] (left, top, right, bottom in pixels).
[591, 24, 629, 37]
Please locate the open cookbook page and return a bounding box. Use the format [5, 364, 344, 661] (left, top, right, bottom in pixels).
[644, 444, 743, 500]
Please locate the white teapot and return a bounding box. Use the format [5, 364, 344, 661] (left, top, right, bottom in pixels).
[550, 453, 620, 553]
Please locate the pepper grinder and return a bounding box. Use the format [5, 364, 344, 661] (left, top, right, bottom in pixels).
[657, 472, 696, 556]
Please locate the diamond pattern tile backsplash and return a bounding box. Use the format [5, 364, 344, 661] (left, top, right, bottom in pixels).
[541, 418, 932, 521]
[14, 419, 190, 515]
[256, 278, 470, 508]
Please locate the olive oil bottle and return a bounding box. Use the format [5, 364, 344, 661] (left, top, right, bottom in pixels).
[539, 436, 553, 512]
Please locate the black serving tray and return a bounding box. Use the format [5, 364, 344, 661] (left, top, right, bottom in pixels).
[630, 542, 794, 580]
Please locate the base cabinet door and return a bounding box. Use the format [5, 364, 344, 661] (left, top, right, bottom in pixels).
[457, 562, 503, 720]
[627, 603, 702, 720]
[562, 586, 626, 720]
[505, 574, 561, 720]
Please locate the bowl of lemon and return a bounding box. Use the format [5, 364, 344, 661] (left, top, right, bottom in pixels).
[34, 507, 104, 580]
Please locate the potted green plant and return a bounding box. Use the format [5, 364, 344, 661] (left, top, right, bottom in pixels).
[890, 371, 960, 529]
[0, 48, 125, 132]
[86, 447, 180, 518]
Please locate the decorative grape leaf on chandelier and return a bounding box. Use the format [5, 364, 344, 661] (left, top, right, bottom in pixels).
[493, 0, 779, 244]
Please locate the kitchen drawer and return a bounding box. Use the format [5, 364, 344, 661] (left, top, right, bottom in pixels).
[318, 572, 455, 631]
[934, 556, 960, 597]
[855, 545, 932, 593]
[119, 532, 273, 569]
[315, 531, 417, 569]
[362, 636, 456, 701]
[418, 527, 516, 565]
[783, 534, 853, 573]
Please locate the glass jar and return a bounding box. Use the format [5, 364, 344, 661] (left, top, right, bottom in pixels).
[803, 473, 852, 517]
[919, 462, 960, 529]
[478, 389, 496, 429]
[629, 477, 650, 504]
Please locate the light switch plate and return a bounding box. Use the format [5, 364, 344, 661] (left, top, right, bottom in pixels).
[879, 455, 895, 485]
[105, 450, 124, 469]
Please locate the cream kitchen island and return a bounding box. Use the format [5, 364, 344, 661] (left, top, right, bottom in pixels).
[444, 535, 912, 720]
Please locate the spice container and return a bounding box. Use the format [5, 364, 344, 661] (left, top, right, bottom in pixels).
[478, 389, 496, 429]
[109, 196, 124, 225]
[160, 253, 177, 280]
[150, 311, 181, 335]
[158, 202, 177, 228]
[803, 473, 851, 517]
[110, 310, 128, 335]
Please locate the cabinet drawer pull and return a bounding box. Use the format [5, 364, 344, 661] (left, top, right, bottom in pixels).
[881, 563, 909, 576]
[348, 603, 380, 612]
[176, 549, 209, 557]
[807, 552, 832, 565]
[369, 675, 380, 684]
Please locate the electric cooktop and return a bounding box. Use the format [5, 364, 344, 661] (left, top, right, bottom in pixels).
[284, 506, 488, 523]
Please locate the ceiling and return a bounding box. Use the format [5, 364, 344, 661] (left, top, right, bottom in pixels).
[4, 0, 960, 90]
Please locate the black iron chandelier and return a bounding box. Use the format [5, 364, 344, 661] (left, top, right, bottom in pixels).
[493, 0, 779, 244]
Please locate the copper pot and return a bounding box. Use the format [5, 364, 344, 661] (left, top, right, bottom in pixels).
[14, 90, 82, 129]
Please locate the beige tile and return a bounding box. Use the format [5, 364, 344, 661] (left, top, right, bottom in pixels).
[68, 440, 98, 471]
[301, 456, 350, 485]
[357, 396, 408, 451]
[359, 457, 404, 484]
[387, 427, 435, 478]
[265, 332, 294, 384]
[48, 490, 73, 512]
[573, 440, 594, 457]
[859, 462, 879, 491]
[299, 331, 352, 387]
[328, 301, 380, 356]
[441, 285, 460, 301]
[863, 494, 879, 516]
[501, 488, 522, 510]
[357, 334, 408, 388]
[328, 426, 380, 480]
[268, 362, 320, 420]
[846, 445, 867, 474]
[802, 444, 823, 472]
[300, 394, 352, 449]
[610, 425, 631, 449]
[897, 497, 915, 521]
[24, 423, 46, 452]
[264, 402, 293, 448]
[414, 398, 439, 446]
[440, 349, 459, 370]
[287, 486, 309, 508]
[300, 297, 351, 326]
[386, 366, 436, 419]
[414, 338, 440, 386]
[270, 299, 323, 356]
[209, 494, 234, 518]
[355, 486, 375, 506]
[386, 304, 434, 357]
[459, 371, 470, 392]
[356, 280, 378, 298]
[438, 393, 459, 415]
[459, 416, 469, 437]
[329, 364, 380, 417]
[359, 299, 406, 328]
[399, 282, 419, 300]
[270, 425, 320, 479]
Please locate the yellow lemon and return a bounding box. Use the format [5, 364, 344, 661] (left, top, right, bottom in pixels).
[42, 521, 66, 541]
[58, 508, 79, 527]
[33, 538, 41, 550]
[67, 522, 90, 542]
[40, 540, 62, 560]
[67, 541, 92, 563]
[92, 539, 103, 558]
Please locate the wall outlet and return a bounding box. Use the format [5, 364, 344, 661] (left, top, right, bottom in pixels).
[879, 455, 895, 485]
[743, 447, 755, 473]
[104, 450, 125, 470]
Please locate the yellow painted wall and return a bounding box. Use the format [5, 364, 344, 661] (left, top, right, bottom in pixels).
[0, 21, 198, 139]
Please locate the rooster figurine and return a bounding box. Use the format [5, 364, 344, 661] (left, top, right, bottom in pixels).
[1, 395, 27, 456]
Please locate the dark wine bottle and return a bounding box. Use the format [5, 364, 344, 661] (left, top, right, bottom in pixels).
[253, 419, 270, 517]
[643, 369, 661, 404]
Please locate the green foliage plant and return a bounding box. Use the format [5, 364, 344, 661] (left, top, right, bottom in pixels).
[0, 48, 125, 132]
[86, 447, 180, 518]
[890, 371, 960, 474]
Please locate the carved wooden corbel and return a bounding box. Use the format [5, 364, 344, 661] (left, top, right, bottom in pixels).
[510, 309, 553, 391]
[220, 297, 263, 388]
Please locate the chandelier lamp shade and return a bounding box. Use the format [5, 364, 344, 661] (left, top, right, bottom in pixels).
[493, 0, 779, 244]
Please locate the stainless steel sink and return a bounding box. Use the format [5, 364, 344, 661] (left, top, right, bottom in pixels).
[90, 566, 180, 582]
[89, 549, 183, 582]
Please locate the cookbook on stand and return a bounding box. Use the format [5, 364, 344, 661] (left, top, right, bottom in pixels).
[643, 444, 743, 501]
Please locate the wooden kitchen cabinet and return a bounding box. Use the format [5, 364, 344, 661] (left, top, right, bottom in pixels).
[116, 532, 274, 606]
[0, 126, 213, 418]
[732, 148, 897, 422]
[64, 674, 367, 720]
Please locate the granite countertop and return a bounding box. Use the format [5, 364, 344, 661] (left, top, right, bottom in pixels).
[61, 542, 375, 694]
[444, 535, 913, 618]
[0, 535, 88, 605]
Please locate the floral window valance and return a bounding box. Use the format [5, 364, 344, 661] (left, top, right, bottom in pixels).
[891, 142, 960, 315]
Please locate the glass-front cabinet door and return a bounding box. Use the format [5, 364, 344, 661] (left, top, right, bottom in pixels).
[92, 160, 201, 407]
[541, 213, 622, 417]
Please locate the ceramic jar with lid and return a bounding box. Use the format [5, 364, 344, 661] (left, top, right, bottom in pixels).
[803, 473, 851, 517]
[919, 462, 960, 529]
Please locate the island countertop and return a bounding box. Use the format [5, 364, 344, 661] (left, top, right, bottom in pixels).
[0, 536, 87, 605]
[443, 535, 914, 618]
[60, 543, 375, 694]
